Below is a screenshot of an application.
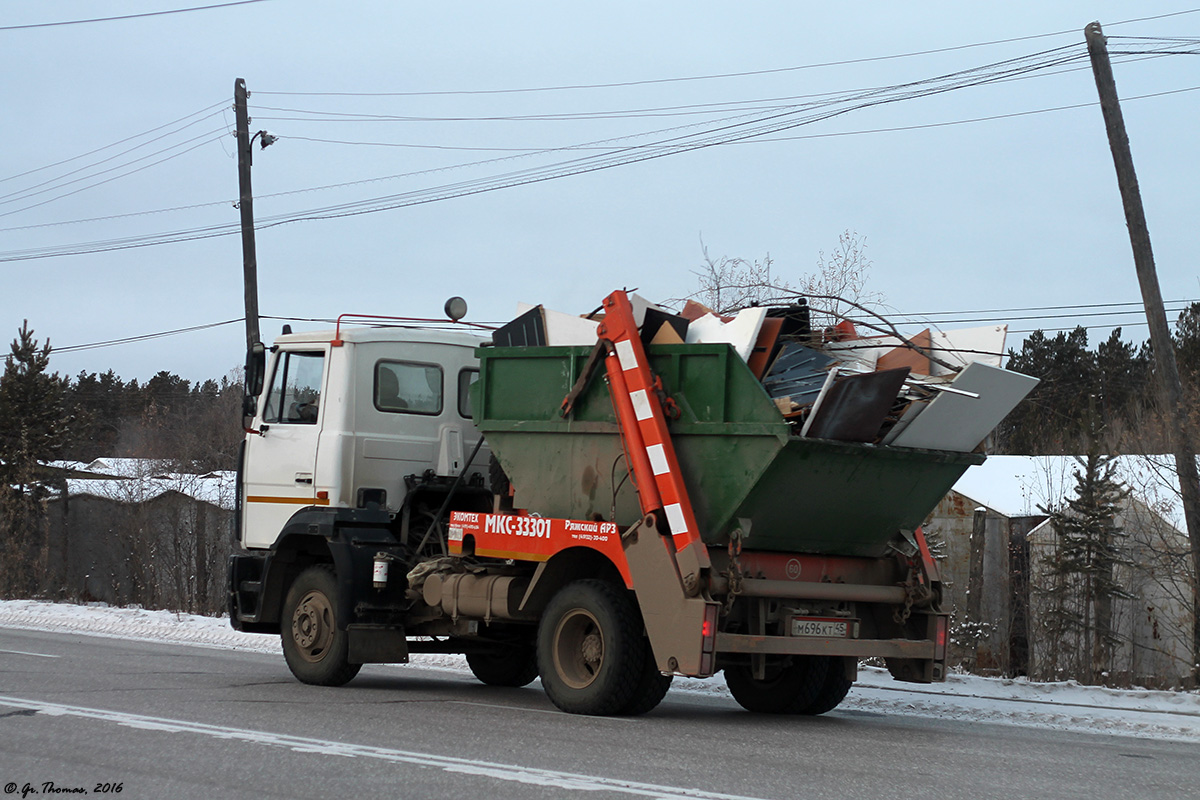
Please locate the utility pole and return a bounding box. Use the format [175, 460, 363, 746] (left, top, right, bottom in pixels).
[234, 77, 261, 352]
[1085, 21, 1200, 682]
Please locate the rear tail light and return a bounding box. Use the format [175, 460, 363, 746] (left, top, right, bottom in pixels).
[702, 603, 718, 652]
[699, 602, 719, 676]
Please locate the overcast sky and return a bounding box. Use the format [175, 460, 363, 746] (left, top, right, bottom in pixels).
[3, 1, 1199, 382]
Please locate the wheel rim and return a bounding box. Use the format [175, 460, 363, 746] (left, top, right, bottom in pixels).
[291, 589, 335, 663]
[552, 607, 604, 689]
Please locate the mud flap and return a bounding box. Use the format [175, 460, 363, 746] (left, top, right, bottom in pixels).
[347, 624, 410, 664]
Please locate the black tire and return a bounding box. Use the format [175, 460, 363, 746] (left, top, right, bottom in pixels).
[617, 643, 673, 716]
[281, 564, 362, 686]
[466, 644, 539, 687]
[725, 655, 829, 714]
[802, 657, 854, 715]
[537, 579, 646, 715]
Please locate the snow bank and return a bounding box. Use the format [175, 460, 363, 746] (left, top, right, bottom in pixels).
[3, 600, 1198, 741]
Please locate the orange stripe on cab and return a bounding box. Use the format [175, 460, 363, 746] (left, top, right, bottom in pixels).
[246, 495, 331, 506]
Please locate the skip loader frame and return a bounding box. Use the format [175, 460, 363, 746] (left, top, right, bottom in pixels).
[448, 291, 948, 694]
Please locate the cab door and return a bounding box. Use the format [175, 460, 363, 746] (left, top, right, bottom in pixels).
[242, 348, 328, 549]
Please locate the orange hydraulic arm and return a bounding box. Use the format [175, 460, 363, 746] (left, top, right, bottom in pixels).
[596, 290, 711, 576]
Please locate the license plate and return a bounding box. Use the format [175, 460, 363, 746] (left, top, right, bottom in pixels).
[790, 617, 851, 638]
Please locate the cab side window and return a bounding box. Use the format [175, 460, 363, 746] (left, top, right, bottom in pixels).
[263, 351, 325, 424]
[375, 361, 442, 415]
[458, 368, 479, 419]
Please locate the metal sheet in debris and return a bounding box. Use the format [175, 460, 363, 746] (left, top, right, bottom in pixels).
[804, 366, 911, 443]
[761, 344, 835, 403]
[493, 305, 547, 347]
[890, 362, 1039, 452]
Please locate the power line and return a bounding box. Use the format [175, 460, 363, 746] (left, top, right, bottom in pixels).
[3, 39, 1195, 261]
[0, 199, 237, 234]
[246, 43, 1194, 212]
[249, 47, 1194, 153]
[893, 306, 1194, 326]
[0, 85, 1148, 232]
[9, 42, 1197, 229]
[247, 50, 1163, 128]
[0, 101, 227, 185]
[254, 9, 1200, 98]
[52, 319, 244, 354]
[0, 0, 271, 31]
[905, 299, 1195, 317]
[47, 301, 1198, 357]
[252, 44, 1198, 130]
[272, 85, 1200, 154]
[249, 47, 1106, 225]
[0, 129, 229, 217]
[0, 116, 226, 204]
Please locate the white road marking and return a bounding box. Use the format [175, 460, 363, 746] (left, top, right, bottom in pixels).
[0, 694, 771, 799]
[0, 649, 60, 658]
[449, 700, 639, 722]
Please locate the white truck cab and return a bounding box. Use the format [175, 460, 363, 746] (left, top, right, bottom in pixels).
[239, 324, 491, 550]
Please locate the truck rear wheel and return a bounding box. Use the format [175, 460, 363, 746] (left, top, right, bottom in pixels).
[802, 658, 854, 715]
[281, 565, 362, 686]
[537, 579, 645, 715]
[725, 655, 828, 714]
[466, 644, 539, 687]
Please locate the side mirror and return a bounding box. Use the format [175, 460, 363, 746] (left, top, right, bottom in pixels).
[243, 341, 266, 425]
[246, 341, 266, 397]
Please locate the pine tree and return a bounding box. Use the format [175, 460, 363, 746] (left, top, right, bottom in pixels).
[1175, 301, 1200, 384]
[1001, 328, 1094, 453]
[0, 321, 71, 597]
[1039, 442, 1133, 683]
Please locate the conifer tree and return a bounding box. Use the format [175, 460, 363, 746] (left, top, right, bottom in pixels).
[0, 321, 71, 596]
[1039, 439, 1133, 683]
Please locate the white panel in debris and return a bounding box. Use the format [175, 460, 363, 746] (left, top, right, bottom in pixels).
[516, 302, 599, 346]
[928, 325, 1008, 376]
[684, 307, 767, 362]
[890, 362, 1039, 452]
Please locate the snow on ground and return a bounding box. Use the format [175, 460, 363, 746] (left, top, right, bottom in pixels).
[3, 599, 1199, 742]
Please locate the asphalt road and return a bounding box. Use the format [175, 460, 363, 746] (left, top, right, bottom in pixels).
[1, 628, 1196, 800]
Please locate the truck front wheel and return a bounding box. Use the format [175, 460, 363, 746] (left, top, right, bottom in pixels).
[281, 565, 362, 686]
[725, 655, 828, 714]
[537, 579, 645, 715]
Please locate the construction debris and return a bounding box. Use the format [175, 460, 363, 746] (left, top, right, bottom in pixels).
[494, 296, 1038, 454]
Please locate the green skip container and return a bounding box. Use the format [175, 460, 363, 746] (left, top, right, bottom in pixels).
[473, 343, 983, 557]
